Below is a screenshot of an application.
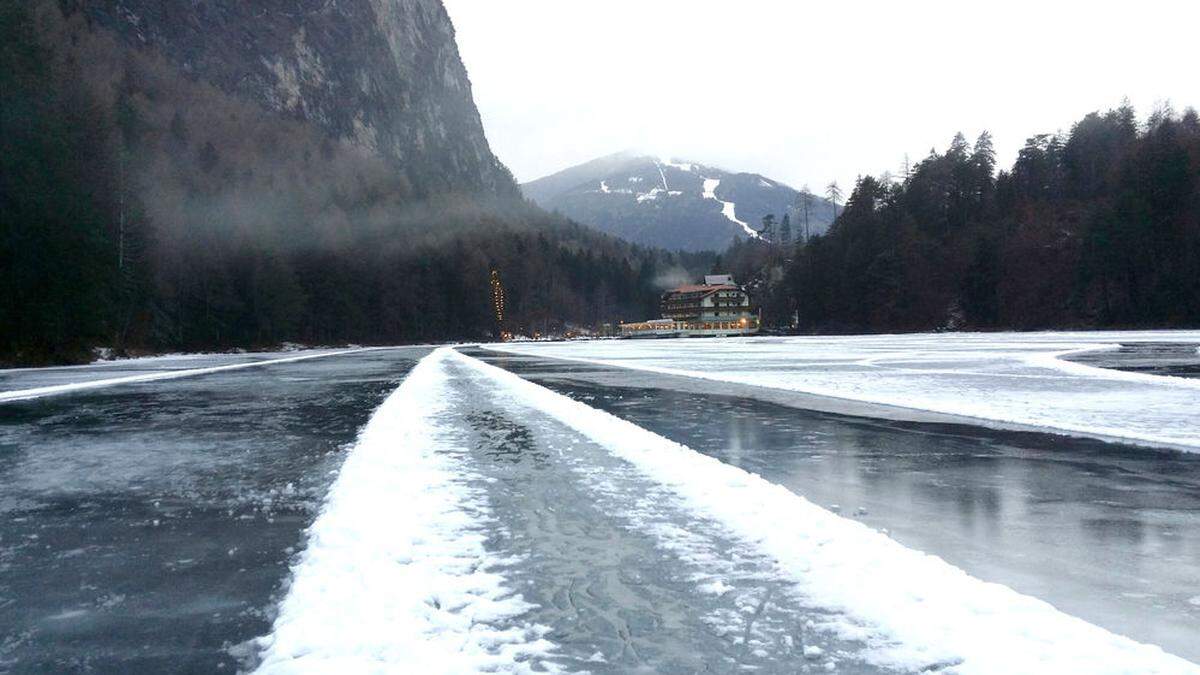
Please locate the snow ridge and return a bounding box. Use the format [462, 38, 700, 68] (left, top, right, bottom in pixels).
[452, 349, 1197, 674]
[254, 348, 553, 674]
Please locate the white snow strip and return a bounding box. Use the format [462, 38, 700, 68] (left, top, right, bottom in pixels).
[450, 349, 1197, 674]
[701, 177, 759, 238]
[486, 332, 1200, 451]
[598, 180, 610, 193]
[0, 348, 389, 403]
[655, 162, 670, 191]
[254, 348, 553, 674]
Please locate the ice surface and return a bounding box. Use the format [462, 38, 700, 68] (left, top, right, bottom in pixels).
[451, 349, 1198, 673]
[487, 331, 1200, 451]
[253, 349, 553, 673]
[446, 356, 879, 671]
[0, 347, 387, 403]
[0, 348, 427, 671]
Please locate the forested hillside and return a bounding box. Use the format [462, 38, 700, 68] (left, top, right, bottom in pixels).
[0, 2, 704, 364]
[764, 104, 1200, 332]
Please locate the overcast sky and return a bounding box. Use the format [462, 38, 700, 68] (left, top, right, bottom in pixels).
[443, 0, 1199, 194]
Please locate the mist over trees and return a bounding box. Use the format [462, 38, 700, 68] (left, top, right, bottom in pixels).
[1, 2, 703, 365]
[755, 104, 1200, 332]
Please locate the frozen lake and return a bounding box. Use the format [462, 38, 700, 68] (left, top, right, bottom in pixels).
[2, 334, 1199, 672]
[471, 348, 1200, 664]
[486, 331, 1200, 450]
[0, 348, 429, 671]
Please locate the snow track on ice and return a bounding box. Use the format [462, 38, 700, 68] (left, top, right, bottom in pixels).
[0, 348, 386, 403]
[451, 349, 1197, 674]
[254, 349, 553, 674]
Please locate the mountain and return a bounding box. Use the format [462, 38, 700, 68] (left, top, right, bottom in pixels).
[62, 0, 516, 197]
[522, 152, 837, 252]
[2, 1, 707, 364]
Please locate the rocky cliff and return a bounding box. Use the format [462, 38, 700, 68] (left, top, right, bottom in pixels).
[61, 0, 516, 197]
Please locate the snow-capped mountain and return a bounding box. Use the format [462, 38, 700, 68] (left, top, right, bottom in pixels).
[522, 152, 836, 251]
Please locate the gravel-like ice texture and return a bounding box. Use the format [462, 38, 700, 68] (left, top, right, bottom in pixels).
[486, 331, 1200, 450]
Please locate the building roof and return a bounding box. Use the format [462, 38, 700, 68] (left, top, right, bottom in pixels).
[668, 283, 738, 294]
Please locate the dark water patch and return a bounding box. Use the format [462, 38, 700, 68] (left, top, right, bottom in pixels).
[1066, 342, 1200, 379]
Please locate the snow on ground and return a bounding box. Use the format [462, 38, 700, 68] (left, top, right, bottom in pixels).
[254, 349, 553, 674]
[486, 331, 1200, 451]
[636, 187, 665, 203]
[452, 349, 1198, 673]
[0, 348, 387, 403]
[701, 177, 759, 238]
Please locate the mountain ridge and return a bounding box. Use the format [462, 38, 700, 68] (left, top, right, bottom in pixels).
[522, 152, 837, 252]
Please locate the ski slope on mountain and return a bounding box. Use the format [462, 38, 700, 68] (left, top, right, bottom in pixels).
[702, 177, 758, 237]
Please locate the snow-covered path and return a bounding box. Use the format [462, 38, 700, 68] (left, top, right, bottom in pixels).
[486, 331, 1200, 451]
[258, 348, 1197, 673]
[254, 349, 553, 673]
